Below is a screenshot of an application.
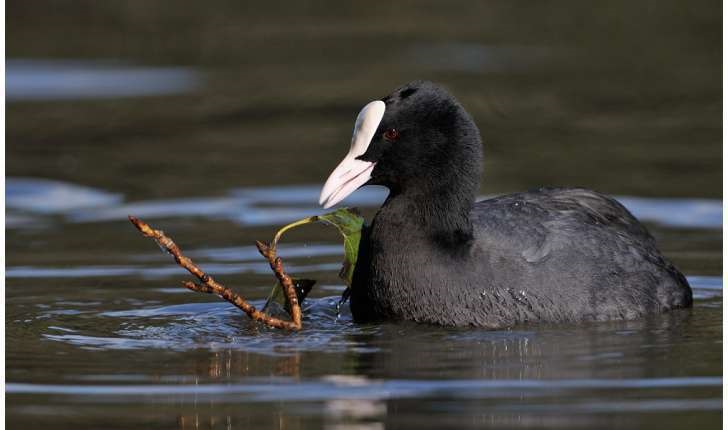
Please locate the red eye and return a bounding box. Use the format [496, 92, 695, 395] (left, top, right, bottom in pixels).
[383, 128, 399, 142]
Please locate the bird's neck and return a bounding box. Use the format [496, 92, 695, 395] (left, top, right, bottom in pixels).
[373, 177, 477, 251]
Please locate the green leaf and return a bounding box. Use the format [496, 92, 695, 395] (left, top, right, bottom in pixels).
[315, 208, 364, 288]
[263, 278, 316, 316]
[262, 208, 364, 314]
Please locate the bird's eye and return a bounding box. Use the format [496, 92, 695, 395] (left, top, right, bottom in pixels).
[383, 128, 399, 142]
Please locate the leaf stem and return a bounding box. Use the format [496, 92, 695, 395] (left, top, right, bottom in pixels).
[271, 216, 319, 249]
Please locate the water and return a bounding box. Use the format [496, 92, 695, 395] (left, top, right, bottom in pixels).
[6, 180, 722, 429]
[5, 60, 201, 101]
[6, 2, 721, 429]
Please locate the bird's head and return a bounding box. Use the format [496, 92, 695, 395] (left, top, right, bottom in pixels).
[319, 80, 482, 209]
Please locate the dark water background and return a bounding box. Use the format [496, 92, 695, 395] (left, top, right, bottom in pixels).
[6, 1, 722, 429]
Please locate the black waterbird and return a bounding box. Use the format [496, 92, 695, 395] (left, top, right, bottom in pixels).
[319, 81, 692, 328]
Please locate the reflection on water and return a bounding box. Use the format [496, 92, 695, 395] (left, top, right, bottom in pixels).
[6, 177, 123, 213]
[26, 276, 723, 355]
[7, 377, 722, 402]
[6, 59, 201, 101]
[5, 260, 339, 278]
[6, 1, 721, 428]
[6, 276, 722, 428]
[4, 180, 723, 429]
[615, 196, 722, 229]
[6, 178, 721, 228]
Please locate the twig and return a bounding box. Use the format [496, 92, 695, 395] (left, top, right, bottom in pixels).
[255, 241, 303, 329]
[128, 215, 302, 331]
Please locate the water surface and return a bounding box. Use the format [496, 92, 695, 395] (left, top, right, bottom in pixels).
[6, 179, 722, 429]
[6, 2, 721, 429]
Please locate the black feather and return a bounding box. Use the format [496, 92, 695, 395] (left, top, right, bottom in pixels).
[349, 81, 692, 328]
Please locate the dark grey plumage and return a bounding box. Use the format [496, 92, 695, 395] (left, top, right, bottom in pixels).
[348, 81, 692, 328]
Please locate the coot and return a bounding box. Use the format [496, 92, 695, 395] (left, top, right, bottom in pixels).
[319, 81, 692, 328]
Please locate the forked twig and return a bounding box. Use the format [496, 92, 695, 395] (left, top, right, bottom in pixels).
[128, 215, 302, 331]
[255, 241, 303, 328]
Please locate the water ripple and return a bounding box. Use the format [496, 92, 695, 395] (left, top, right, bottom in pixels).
[8, 178, 721, 229]
[7, 376, 722, 400]
[6, 261, 339, 279]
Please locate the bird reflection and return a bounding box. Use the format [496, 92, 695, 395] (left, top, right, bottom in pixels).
[173, 307, 697, 429]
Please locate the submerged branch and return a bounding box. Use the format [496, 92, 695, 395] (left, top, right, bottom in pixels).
[128, 215, 302, 331]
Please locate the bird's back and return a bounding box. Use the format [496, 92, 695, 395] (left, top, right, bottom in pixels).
[469, 188, 692, 323]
